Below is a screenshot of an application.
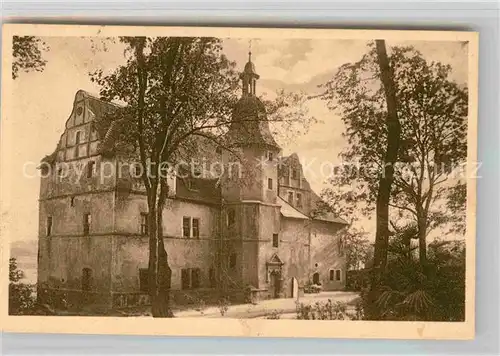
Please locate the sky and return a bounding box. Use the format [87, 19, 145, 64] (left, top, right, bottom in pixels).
[3, 36, 468, 242]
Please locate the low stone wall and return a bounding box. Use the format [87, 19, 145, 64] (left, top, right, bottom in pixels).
[40, 285, 288, 312]
[37, 286, 112, 312]
[111, 288, 252, 309]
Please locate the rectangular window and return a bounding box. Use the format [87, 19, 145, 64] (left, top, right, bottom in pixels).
[329, 270, 334, 281]
[229, 253, 237, 269]
[76, 131, 82, 144]
[296, 192, 302, 208]
[192, 218, 200, 239]
[292, 169, 298, 180]
[139, 268, 149, 292]
[181, 268, 191, 290]
[83, 213, 91, 236]
[335, 270, 341, 281]
[209, 268, 216, 288]
[82, 268, 92, 291]
[191, 268, 200, 289]
[182, 217, 191, 238]
[227, 208, 235, 227]
[46, 216, 53, 236]
[287, 191, 294, 204]
[86, 161, 95, 178]
[187, 179, 198, 191]
[267, 151, 274, 161]
[267, 178, 273, 190]
[272, 233, 279, 248]
[134, 164, 142, 178]
[140, 213, 148, 235]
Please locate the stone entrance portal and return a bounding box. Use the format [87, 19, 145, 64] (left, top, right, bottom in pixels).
[266, 253, 284, 299]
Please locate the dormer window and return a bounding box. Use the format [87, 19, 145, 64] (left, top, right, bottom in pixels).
[292, 169, 298, 180]
[296, 192, 303, 208]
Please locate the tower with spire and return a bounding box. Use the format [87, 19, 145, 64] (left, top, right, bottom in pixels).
[220, 50, 283, 296]
[241, 50, 259, 96]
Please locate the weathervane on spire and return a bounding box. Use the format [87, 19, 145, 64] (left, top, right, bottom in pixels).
[248, 39, 252, 62]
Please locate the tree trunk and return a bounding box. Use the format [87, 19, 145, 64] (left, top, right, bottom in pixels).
[150, 182, 173, 317]
[417, 215, 427, 266]
[147, 199, 158, 306]
[147, 182, 173, 318]
[367, 40, 401, 320]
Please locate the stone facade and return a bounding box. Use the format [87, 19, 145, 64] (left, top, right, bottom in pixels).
[37, 55, 348, 311]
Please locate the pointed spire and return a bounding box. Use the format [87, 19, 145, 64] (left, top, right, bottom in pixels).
[248, 39, 252, 62]
[241, 40, 259, 96]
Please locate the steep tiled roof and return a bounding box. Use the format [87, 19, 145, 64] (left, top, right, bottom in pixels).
[310, 191, 349, 225]
[41, 90, 122, 164]
[176, 176, 221, 205]
[277, 196, 310, 220]
[278, 152, 348, 225]
[96, 118, 130, 156]
[228, 95, 279, 148]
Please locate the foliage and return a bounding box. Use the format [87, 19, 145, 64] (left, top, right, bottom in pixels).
[91, 36, 315, 317]
[218, 297, 230, 316]
[295, 299, 362, 320]
[346, 269, 371, 292]
[359, 239, 465, 321]
[265, 309, 282, 319]
[12, 36, 49, 79]
[445, 183, 467, 235]
[319, 42, 468, 261]
[342, 227, 372, 270]
[303, 280, 322, 293]
[9, 258, 36, 315]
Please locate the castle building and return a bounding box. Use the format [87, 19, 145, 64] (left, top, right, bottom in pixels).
[37, 54, 348, 310]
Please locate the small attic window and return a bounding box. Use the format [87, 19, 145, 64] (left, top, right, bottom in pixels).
[187, 179, 198, 191]
[76, 106, 83, 116]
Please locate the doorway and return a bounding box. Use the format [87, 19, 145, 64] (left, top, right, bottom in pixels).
[270, 271, 281, 298]
[312, 272, 320, 285]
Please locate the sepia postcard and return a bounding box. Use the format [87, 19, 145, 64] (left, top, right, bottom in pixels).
[0, 24, 478, 340]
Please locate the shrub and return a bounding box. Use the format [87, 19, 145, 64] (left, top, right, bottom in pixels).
[346, 269, 370, 291]
[266, 309, 282, 319]
[362, 240, 465, 321]
[296, 300, 360, 320]
[218, 297, 230, 316]
[9, 258, 36, 315]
